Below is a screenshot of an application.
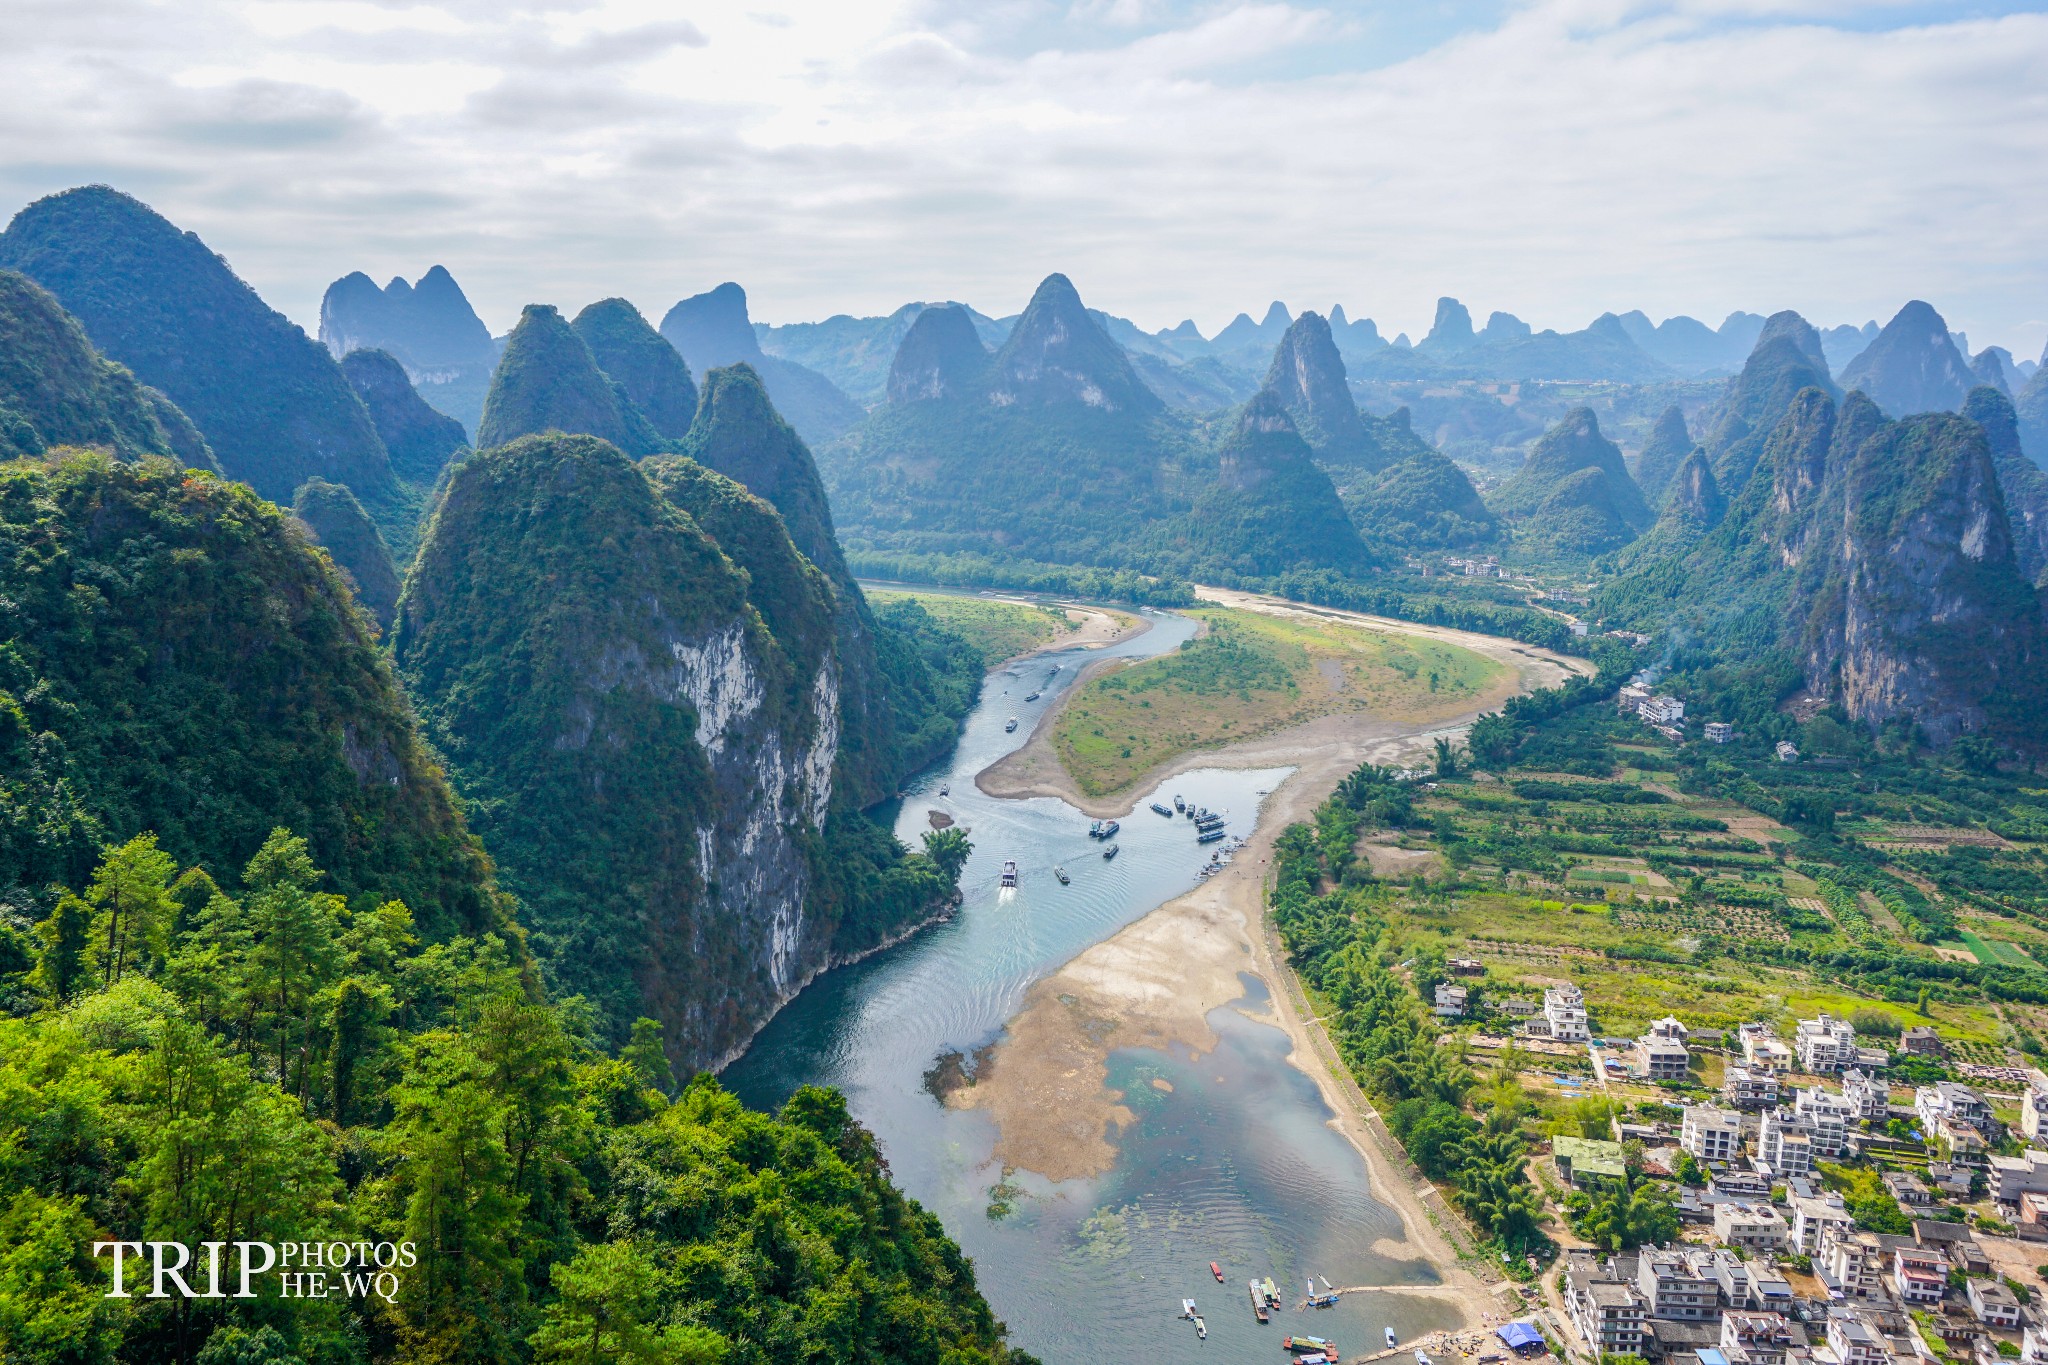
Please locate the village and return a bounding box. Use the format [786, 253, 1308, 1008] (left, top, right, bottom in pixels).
[1453, 996, 2048, 1365]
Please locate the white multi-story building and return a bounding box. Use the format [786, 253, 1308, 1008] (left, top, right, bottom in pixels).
[1715, 1201, 1788, 1253]
[1641, 696, 1686, 725]
[1789, 1191, 1854, 1254]
[1724, 1065, 1781, 1110]
[1705, 722, 1735, 744]
[1842, 1068, 1890, 1124]
[1792, 1086, 1856, 1156]
[1990, 1147, 2048, 1203]
[1545, 984, 1591, 1043]
[1969, 1277, 2023, 1328]
[1721, 1312, 1796, 1365]
[1917, 1082, 1992, 1136]
[1819, 1230, 1886, 1302]
[1756, 1109, 1814, 1176]
[1681, 1105, 1743, 1163]
[2023, 1086, 2048, 1142]
[1433, 983, 1468, 1018]
[1892, 1247, 1949, 1305]
[1825, 1308, 1889, 1365]
[1637, 1248, 1719, 1321]
[1776, 741, 1800, 762]
[1795, 1014, 1859, 1073]
[1739, 1023, 1794, 1072]
[1637, 1031, 1691, 1081]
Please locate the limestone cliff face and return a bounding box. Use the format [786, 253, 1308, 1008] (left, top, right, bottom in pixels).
[986, 273, 1161, 415]
[885, 304, 987, 405]
[1833, 413, 2043, 744]
[1603, 381, 2048, 751]
[396, 432, 849, 1068]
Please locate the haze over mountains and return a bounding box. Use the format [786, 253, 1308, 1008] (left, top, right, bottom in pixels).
[6, 179, 2048, 772]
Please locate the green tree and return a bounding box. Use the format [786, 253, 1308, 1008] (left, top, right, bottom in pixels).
[1468, 712, 1515, 772]
[84, 834, 178, 987]
[1433, 736, 1462, 778]
[528, 1241, 726, 1365]
[193, 1326, 306, 1365]
[620, 1018, 674, 1099]
[242, 830, 343, 1098]
[380, 1034, 527, 1364]
[328, 976, 389, 1126]
[0, 1189, 126, 1365]
[920, 827, 972, 883]
[33, 894, 91, 1005]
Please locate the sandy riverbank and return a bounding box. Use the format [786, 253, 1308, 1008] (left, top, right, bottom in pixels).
[950, 586, 1592, 1307]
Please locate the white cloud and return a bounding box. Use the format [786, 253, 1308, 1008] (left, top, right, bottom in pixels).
[1, 0, 2043, 361]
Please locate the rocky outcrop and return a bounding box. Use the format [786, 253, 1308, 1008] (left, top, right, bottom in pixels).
[0, 187, 394, 505]
[1258, 312, 1495, 546]
[885, 304, 987, 404]
[1421, 297, 1477, 351]
[571, 298, 698, 441]
[658, 282, 862, 445]
[321, 265, 497, 376]
[1706, 311, 1841, 495]
[1489, 407, 1652, 552]
[1963, 386, 2048, 584]
[476, 303, 661, 455]
[2016, 362, 2048, 470]
[1174, 392, 1372, 575]
[395, 432, 847, 1068]
[1263, 311, 1373, 460]
[1631, 405, 1693, 506]
[1838, 300, 1974, 417]
[985, 273, 1162, 415]
[1834, 412, 2046, 744]
[339, 348, 468, 485]
[320, 266, 500, 437]
[1602, 383, 2048, 751]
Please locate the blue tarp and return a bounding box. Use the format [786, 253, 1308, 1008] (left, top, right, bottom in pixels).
[1497, 1323, 1544, 1351]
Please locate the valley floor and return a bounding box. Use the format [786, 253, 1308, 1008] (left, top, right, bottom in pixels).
[953, 588, 1591, 1313]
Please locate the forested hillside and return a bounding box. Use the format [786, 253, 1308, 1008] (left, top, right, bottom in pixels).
[0, 452, 506, 941]
[0, 188, 398, 511]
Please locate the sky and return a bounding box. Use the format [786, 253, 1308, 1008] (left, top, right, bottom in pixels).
[5, 0, 2047, 358]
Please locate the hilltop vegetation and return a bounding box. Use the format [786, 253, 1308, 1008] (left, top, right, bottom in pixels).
[0, 268, 208, 466]
[0, 451, 507, 942]
[0, 188, 396, 509]
[0, 827, 1032, 1365]
[395, 434, 969, 1064]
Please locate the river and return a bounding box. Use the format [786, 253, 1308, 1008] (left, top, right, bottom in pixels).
[725, 607, 1463, 1363]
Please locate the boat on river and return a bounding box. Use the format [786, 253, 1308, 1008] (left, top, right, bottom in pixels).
[1102, 843, 1119, 860]
[1210, 1261, 1224, 1282]
[1287, 1336, 1332, 1354]
[1004, 717, 1017, 732]
[1193, 1315, 1207, 1340]
[1387, 1328, 1399, 1348]
[1173, 794, 1185, 811]
[1151, 803, 1173, 817]
[1249, 1282, 1269, 1323]
[1198, 829, 1226, 844]
[1088, 820, 1102, 837]
[1263, 1278, 1280, 1306]
[999, 860, 1018, 888]
[1181, 1299, 1196, 1320]
[1024, 691, 1040, 702]
[1095, 819, 1119, 839]
[1053, 866, 1069, 885]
